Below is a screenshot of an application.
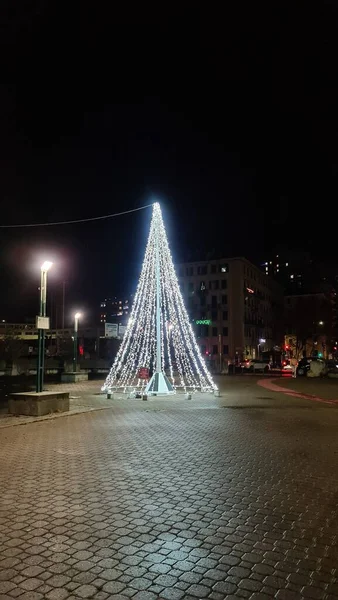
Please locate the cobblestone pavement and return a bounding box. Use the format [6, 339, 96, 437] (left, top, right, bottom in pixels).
[1, 382, 338, 599]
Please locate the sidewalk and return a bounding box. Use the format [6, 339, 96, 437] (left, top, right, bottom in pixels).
[2, 375, 338, 599]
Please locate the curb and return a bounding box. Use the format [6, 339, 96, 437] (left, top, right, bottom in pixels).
[0, 404, 115, 429]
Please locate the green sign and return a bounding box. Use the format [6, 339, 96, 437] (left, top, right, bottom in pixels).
[195, 319, 211, 325]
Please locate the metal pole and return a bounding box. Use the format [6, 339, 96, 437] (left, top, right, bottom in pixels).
[219, 334, 222, 373]
[62, 281, 65, 330]
[73, 316, 78, 372]
[155, 219, 161, 373]
[36, 269, 47, 393]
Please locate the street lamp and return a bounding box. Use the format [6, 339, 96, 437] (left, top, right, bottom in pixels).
[258, 338, 266, 359]
[73, 312, 82, 372]
[36, 261, 53, 393]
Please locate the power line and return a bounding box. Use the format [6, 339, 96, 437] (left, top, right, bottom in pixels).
[0, 203, 154, 228]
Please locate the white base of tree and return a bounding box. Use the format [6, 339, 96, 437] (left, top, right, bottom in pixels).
[144, 371, 175, 395]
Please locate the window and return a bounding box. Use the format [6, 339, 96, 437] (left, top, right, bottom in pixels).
[212, 327, 217, 336]
[186, 266, 193, 276]
[213, 280, 219, 290]
[223, 310, 228, 320]
[222, 295, 228, 305]
[221, 279, 227, 289]
[180, 282, 184, 292]
[220, 264, 229, 273]
[211, 295, 217, 307]
[222, 327, 228, 336]
[200, 295, 206, 307]
[202, 325, 209, 337]
[223, 345, 229, 355]
[201, 344, 206, 354]
[211, 264, 217, 274]
[179, 267, 184, 277]
[188, 282, 194, 292]
[212, 345, 218, 355]
[198, 265, 207, 275]
[211, 310, 217, 321]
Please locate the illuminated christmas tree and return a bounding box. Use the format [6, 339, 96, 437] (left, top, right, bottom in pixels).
[102, 203, 217, 395]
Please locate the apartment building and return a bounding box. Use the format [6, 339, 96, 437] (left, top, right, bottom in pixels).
[177, 257, 283, 368]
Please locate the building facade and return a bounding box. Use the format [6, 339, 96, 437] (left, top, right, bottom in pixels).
[99, 296, 132, 325]
[177, 257, 283, 369]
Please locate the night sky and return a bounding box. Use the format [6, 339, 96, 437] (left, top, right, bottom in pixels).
[1, 4, 338, 323]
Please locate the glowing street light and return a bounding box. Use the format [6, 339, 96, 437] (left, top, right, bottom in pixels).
[36, 261, 53, 393]
[73, 312, 82, 371]
[41, 261, 53, 272]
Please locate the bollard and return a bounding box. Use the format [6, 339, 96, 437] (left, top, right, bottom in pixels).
[214, 390, 220, 397]
[185, 393, 192, 400]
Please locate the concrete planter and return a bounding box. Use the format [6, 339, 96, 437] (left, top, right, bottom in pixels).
[9, 391, 70, 416]
[61, 372, 88, 383]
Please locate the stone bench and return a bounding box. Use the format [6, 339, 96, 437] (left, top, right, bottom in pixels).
[9, 391, 70, 417]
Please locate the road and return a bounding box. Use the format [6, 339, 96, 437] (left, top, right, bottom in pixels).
[1, 376, 338, 599]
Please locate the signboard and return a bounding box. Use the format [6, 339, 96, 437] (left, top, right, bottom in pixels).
[105, 323, 118, 338]
[36, 316, 50, 330]
[195, 319, 211, 325]
[138, 367, 149, 380]
[118, 324, 126, 338]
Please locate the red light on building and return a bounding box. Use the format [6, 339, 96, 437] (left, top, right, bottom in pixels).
[79, 344, 84, 356]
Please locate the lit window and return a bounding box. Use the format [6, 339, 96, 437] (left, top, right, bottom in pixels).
[286, 262, 288, 267]
[290, 274, 294, 279]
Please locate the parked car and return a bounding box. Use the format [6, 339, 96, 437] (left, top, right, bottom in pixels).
[297, 357, 326, 377]
[242, 359, 270, 373]
[281, 359, 293, 373]
[326, 359, 338, 372]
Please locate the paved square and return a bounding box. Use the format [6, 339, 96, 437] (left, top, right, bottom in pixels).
[1, 381, 338, 599]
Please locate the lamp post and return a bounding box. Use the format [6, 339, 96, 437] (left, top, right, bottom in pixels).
[36, 261, 53, 393]
[73, 313, 81, 372]
[258, 338, 266, 359]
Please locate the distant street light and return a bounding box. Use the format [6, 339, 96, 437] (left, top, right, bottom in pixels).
[258, 338, 266, 358]
[36, 261, 53, 393]
[319, 321, 324, 326]
[73, 312, 82, 372]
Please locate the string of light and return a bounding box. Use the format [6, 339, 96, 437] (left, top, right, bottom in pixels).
[0, 203, 153, 228]
[102, 202, 217, 394]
